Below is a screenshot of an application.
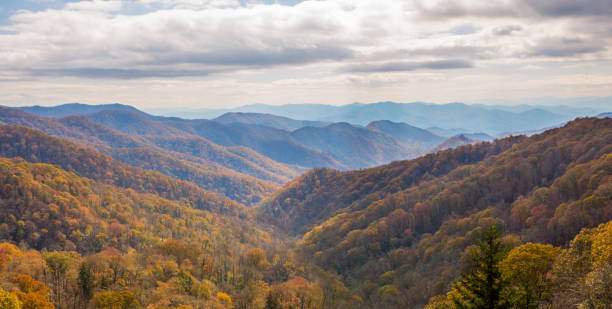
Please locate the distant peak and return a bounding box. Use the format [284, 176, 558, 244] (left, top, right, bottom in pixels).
[327, 122, 354, 128]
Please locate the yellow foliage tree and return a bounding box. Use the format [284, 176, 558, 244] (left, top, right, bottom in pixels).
[216, 292, 232, 308]
[500, 243, 562, 308]
[12, 274, 54, 309]
[0, 288, 20, 309]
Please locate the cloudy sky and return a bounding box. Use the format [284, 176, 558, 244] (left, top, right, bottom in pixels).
[0, 0, 611, 109]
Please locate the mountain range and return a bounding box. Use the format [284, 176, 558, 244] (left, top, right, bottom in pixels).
[143, 101, 599, 135]
[0, 101, 610, 308]
[5, 103, 490, 172]
[213, 112, 330, 131]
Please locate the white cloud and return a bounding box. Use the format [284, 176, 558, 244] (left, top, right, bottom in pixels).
[138, 0, 240, 9]
[0, 0, 610, 107]
[65, 0, 123, 11]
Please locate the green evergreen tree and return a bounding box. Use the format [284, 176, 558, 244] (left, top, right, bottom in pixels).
[452, 225, 510, 309]
[78, 262, 94, 301]
[265, 291, 281, 309]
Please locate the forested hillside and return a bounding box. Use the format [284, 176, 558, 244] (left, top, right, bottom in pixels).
[86, 110, 345, 170]
[1, 106, 610, 308]
[260, 117, 612, 307]
[430, 134, 481, 153]
[291, 122, 416, 168]
[0, 108, 301, 205]
[0, 158, 359, 308]
[1, 0, 609, 306]
[0, 125, 246, 215]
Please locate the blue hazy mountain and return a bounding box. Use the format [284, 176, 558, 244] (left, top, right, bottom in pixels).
[214, 112, 330, 131]
[154, 101, 579, 135]
[16, 103, 142, 118]
[598, 112, 612, 118]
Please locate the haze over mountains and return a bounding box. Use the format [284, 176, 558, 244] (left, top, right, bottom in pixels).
[3, 102, 534, 208]
[5, 102, 605, 172]
[214, 112, 330, 131]
[144, 100, 605, 135]
[7, 103, 523, 172]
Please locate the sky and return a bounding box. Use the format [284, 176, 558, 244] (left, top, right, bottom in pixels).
[0, 0, 611, 109]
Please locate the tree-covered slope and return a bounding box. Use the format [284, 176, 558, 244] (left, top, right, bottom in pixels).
[259, 117, 612, 307]
[0, 108, 301, 205]
[0, 125, 245, 215]
[429, 134, 481, 153]
[0, 157, 258, 252]
[86, 110, 346, 170]
[0, 158, 357, 309]
[291, 122, 417, 169]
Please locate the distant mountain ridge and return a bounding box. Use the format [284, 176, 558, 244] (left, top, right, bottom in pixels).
[6, 103, 568, 173]
[366, 120, 446, 155]
[85, 109, 346, 169]
[366, 120, 444, 143]
[214, 112, 329, 131]
[0, 106, 298, 205]
[0, 125, 246, 215]
[292, 122, 414, 168]
[16, 103, 142, 118]
[598, 112, 612, 118]
[146, 101, 581, 135]
[430, 134, 481, 153]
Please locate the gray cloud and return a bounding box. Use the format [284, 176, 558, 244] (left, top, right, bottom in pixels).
[341, 60, 473, 73]
[368, 46, 496, 62]
[152, 45, 354, 67]
[27, 68, 218, 79]
[522, 0, 612, 17]
[18, 44, 354, 79]
[412, 0, 518, 19]
[0, 0, 610, 83]
[492, 25, 522, 36]
[530, 37, 606, 57]
[414, 0, 612, 18]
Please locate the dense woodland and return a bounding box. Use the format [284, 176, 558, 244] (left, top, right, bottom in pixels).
[260, 118, 612, 307]
[0, 110, 610, 308]
[0, 107, 301, 206]
[0, 157, 354, 308]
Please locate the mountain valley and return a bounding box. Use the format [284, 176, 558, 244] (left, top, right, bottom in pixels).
[0, 103, 610, 309]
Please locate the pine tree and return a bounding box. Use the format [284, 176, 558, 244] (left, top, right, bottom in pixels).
[452, 225, 510, 309]
[78, 262, 94, 301]
[265, 291, 281, 309]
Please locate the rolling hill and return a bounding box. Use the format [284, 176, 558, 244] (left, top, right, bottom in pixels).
[17, 103, 142, 118]
[84, 109, 432, 170]
[85, 110, 346, 170]
[0, 107, 301, 205]
[598, 112, 612, 118]
[0, 125, 246, 215]
[366, 120, 444, 144]
[214, 112, 329, 131]
[366, 120, 445, 154]
[258, 117, 612, 307]
[429, 134, 481, 153]
[0, 153, 341, 309]
[292, 122, 417, 169]
[6, 104, 492, 172]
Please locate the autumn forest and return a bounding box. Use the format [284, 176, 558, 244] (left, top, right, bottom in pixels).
[0, 105, 610, 309]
